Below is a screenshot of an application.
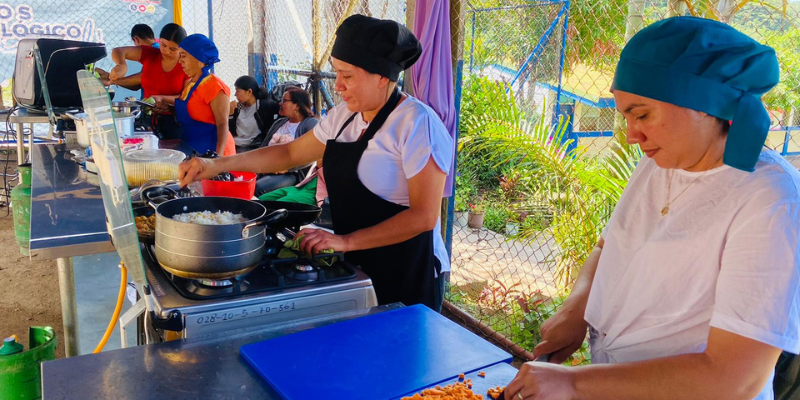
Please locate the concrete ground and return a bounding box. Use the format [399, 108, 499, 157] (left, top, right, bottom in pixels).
[449, 222, 561, 300]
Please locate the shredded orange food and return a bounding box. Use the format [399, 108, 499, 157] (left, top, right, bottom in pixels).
[477, 371, 486, 378]
[401, 382, 485, 400]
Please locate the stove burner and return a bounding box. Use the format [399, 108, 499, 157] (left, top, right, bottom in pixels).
[141, 245, 358, 301]
[184, 277, 249, 297]
[196, 279, 233, 287]
[295, 264, 314, 272]
[289, 263, 319, 281]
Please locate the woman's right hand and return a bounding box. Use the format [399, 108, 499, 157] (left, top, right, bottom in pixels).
[532, 303, 589, 364]
[108, 64, 127, 83]
[178, 157, 220, 187]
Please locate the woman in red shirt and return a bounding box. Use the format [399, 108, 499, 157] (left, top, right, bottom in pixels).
[108, 23, 188, 140]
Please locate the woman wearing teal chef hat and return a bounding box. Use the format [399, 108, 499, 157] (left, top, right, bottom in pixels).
[503, 17, 800, 400]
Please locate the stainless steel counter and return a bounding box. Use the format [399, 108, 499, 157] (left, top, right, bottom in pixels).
[29, 143, 113, 258]
[29, 143, 114, 357]
[41, 304, 401, 400]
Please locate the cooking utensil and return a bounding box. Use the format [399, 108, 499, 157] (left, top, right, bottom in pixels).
[64, 112, 91, 148]
[496, 354, 550, 400]
[152, 196, 288, 279]
[111, 100, 141, 115]
[133, 99, 156, 109]
[112, 110, 140, 137]
[258, 201, 322, 230]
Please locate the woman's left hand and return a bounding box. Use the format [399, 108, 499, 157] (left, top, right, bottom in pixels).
[503, 362, 577, 400]
[296, 228, 350, 255]
[152, 96, 171, 113]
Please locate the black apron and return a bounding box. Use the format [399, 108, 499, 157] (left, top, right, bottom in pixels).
[323, 89, 439, 309]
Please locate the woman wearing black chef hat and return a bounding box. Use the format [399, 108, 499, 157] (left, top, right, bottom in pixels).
[178, 14, 454, 311]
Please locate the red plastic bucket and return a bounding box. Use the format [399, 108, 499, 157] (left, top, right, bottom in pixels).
[201, 171, 257, 200]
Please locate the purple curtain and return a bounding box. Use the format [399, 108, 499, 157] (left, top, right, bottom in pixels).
[411, 0, 457, 196]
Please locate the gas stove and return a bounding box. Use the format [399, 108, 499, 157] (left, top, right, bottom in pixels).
[141, 244, 378, 340]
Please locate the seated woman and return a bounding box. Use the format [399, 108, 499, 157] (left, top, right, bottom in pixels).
[107, 23, 188, 140]
[175, 34, 235, 156]
[253, 87, 319, 195]
[229, 75, 280, 154]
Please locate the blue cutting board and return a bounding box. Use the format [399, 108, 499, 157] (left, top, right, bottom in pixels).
[240, 304, 512, 400]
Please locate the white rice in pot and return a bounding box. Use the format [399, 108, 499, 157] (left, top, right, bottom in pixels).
[171, 210, 248, 225]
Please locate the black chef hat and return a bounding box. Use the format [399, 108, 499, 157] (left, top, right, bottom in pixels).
[331, 14, 422, 82]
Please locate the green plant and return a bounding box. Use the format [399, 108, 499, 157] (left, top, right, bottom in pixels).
[454, 173, 478, 212]
[459, 77, 640, 287]
[469, 200, 484, 213]
[448, 282, 591, 366]
[483, 202, 508, 232]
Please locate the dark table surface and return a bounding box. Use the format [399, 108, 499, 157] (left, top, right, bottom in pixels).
[42, 305, 402, 400]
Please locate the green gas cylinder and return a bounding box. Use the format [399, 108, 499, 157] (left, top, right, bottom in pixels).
[0, 327, 57, 400]
[11, 163, 32, 255]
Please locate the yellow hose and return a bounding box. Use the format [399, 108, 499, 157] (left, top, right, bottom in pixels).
[93, 262, 127, 354]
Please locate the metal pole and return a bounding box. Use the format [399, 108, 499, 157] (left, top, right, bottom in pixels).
[312, 0, 322, 116]
[552, 1, 570, 131]
[445, 0, 466, 261]
[405, 0, 416, 96]
[468, 11, 476, 73]
[207, 0, 215, 74]
[57, 257, 80, 357]
[16, 122, 24, 165]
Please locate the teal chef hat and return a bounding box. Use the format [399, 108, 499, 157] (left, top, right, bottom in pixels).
[612, 16, 780, 172]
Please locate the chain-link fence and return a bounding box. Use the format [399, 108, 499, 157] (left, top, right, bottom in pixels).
[446, 0, 800, 363]
[181, 0, 251, 97]
[254, 0, 406, 115]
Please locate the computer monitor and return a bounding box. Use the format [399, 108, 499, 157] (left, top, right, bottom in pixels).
[13, 38, 107, 109]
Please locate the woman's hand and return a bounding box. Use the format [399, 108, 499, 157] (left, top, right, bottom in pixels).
[94, 68, 111, 86]
[108, 64, 127, 83]
[178, 156, 221, 187]
[504, 362, 577, 400]
[150, 95, 172, 114]
[532, 303, 589, 364]
[296, 228, 350, 255]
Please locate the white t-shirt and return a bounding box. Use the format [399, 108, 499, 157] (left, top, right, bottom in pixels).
[269, 121, 300, 146]
[585, 150, 800, 400]
[234, 103, 259, 146]
[314, 95, 454, 273]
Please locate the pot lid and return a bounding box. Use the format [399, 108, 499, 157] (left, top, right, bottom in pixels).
[76, 70, 147, 288]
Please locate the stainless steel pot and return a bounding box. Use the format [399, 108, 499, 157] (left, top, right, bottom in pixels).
[64, 112, 90, 148]
[111, 101, 140, 115]
[113, 110, 140, 137]
[152, 197, 288, 279]
[66, 110, 141, 145]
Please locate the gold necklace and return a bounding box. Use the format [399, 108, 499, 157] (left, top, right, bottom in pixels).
[661, 159, 722, 217]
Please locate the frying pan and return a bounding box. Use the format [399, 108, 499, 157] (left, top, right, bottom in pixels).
[258, 201, 322, 230]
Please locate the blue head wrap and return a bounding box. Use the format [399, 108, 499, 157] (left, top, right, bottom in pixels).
[612, 16, 780, 172]
[179, 34, 220, 71]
